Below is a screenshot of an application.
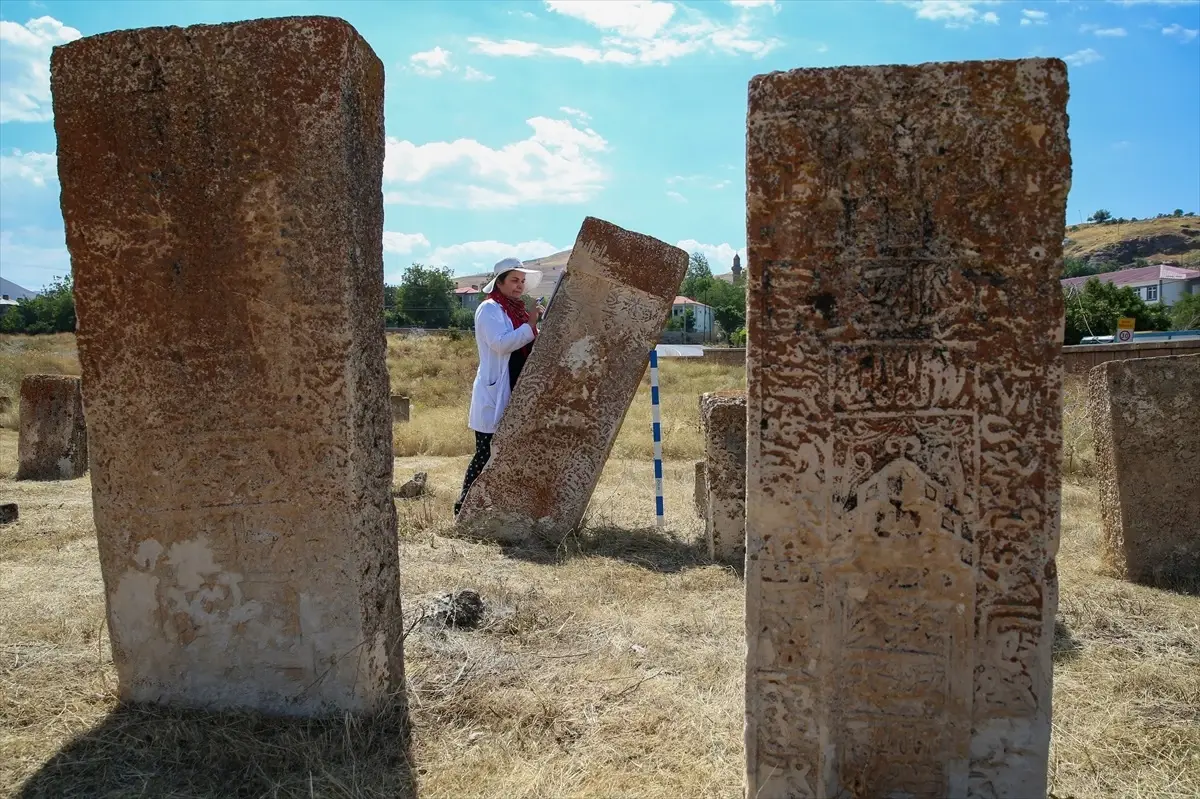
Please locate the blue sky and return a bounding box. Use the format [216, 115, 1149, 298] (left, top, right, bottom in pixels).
[1, 0, 1198, 291]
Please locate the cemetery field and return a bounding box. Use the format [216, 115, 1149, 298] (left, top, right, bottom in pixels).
[1, 334, 1198, 799]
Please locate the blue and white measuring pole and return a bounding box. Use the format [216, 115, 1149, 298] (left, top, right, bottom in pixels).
[649, 348, 665, 529]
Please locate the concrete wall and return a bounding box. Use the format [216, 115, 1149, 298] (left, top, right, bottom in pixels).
[1064, 339, 1200, 376]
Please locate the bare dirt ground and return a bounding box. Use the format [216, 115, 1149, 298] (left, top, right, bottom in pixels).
[1, 335, 1197, 798]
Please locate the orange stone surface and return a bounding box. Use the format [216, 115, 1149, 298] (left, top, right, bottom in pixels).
[16, 374, 88, 481]
[457, 217, 688, 541]
[745, 59, 1070, 798]
[51, 16, 403, 715]
[699, 390, 746, 564]
[1089, 354, 1200, 590]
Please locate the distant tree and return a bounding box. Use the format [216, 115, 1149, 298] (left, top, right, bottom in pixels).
[0, 274, 75, 334]
[1089, 209, 1113, 223]
[682, 307, 696, 333]
[1169, 293, 1200, 330]
[713, 304, 745, 338]
[449, 306, 475, 330]
[665, 313, 683, 332]
[1063, 278, 1172, 345]
[1061, 256, 1099, 278]
[1173, 208, 1184, 217]
[729, 327, 747, 347]
[680, 252, 714, 300]
[397, 263, 456, 328]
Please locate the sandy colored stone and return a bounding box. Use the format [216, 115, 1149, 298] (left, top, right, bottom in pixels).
[16, 374, 88, 481]
[700, 391, 746, 564]
[1088, 354, 1200, 590]
[693, 459, 707, 518]
[391, 394, 411, 423]
[745, 59, 1070, 798]
[457, 217, 688, 541]
[51, 16, 402, 715]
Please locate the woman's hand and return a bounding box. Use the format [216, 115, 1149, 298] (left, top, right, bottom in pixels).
[530, 303, 545, 325]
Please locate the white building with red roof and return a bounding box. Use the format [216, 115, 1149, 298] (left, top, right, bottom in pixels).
[1061, 263, 1200, 306]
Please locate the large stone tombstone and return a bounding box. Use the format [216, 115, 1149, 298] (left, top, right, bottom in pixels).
[1089, 354, 1200, 590]
[16, 374, 88, 480]
[457, 217, 688, 541]
[700, 391, 746, 564]
[51, 17, 403, 715]
[745, 59, 1070, 797]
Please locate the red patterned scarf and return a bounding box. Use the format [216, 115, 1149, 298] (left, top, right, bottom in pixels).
[489, 289, 537, 358]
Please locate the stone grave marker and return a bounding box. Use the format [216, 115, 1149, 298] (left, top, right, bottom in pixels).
[744, 58, 1070, 797]
[457, 217, 688, 541]
[1089, 354, 1199, 590]
[700, 390, 746, 564]
[51, 16, 403, 715]
[16, 374, 88, 481]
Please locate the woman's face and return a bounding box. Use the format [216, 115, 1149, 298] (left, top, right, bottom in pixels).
[498, 271, 525, 300]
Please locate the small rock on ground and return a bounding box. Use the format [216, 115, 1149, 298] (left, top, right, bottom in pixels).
[393, 472, 428, 499]
[0, 503, 17, 525]
[425, 589, 485, 630]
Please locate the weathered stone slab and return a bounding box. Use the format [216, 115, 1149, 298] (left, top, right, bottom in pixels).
[51, 16, 403, 715]
[745, 59, 1069, 798]
[700, 391, 746, 564]
[1089, 354, 1200, 590]
[16, 374, 88, 481]
[391, 394, 410, 423]
[457, 217, 688, 540]
[693, 459, 707, 518]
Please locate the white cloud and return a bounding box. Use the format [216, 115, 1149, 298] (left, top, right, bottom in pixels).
[1163, 22, 1200, 40]
[547, 0, 677, 38]
[0, 149, 56, 186]
[1020, 9, 1049, 25]
[1082, 23, 1128, 35]
[426, 239, 561, 273]
[676, 239, 745, 270]
[667, 174, 729, 191]
[382, 232, 430, 254]
[468, 0, 780, 66]
[897, 1, 1003, 28]
[0, 16, 82, 123]
[729, 0, 777, 7]
[560, 105, 591, 120]
[408, 47, 495, 81]
[666, 190, 687, 203]
[1064, 47, 1104, 65]
[410, 46, 453, 77]
[1109, 0, 1199, 6]
[383, 113, 609, 209]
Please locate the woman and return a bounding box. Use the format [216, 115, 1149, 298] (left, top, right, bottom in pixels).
[454, 257, 546, 516]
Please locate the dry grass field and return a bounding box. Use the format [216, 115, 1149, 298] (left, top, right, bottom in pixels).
[1063, 215, 1200, 267]
[1, 333, 1197, 799]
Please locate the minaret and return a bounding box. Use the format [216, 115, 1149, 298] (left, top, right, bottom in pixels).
[732, 253, 742, 280]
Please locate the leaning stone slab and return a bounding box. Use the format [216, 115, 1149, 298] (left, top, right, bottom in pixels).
[51, 16, 403, 716]
[700, 391, 746, 564]
[16, 374, 88, 481]
[457, 217, 688, 541]
[744, 59, 1070, 798]
[1089, 354, 1200, 590]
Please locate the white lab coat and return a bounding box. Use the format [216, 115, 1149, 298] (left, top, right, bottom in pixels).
[468, 298, 536, 434]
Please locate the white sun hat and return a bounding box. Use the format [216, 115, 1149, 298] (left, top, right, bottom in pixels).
[482, 257, 543, 295]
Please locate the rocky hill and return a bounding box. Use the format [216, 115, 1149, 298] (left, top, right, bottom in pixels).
[1064, 215, 1200, 269]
